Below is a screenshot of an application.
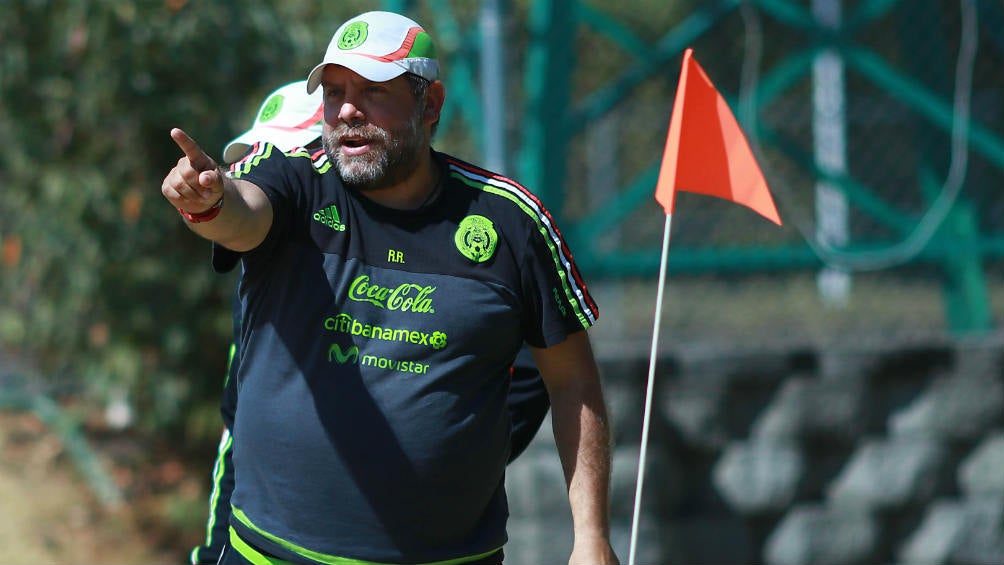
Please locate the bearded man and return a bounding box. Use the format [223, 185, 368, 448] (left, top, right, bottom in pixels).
[161, 11, 617, 565]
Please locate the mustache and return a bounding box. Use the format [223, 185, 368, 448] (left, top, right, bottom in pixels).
[329, 123, 389, 143]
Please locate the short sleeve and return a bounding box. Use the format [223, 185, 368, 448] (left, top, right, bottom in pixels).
[519, 217, 599, 348]
[226, 142, 306, 266]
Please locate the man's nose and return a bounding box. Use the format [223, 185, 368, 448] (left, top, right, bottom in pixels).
[337, 101, 364, 126]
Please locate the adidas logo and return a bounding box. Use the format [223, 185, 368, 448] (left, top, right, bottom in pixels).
[313, 204, 347, 232]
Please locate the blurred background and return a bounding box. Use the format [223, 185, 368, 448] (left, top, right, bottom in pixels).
[0, 0, 1001, 563]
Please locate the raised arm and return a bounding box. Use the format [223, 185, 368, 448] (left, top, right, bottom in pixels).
[161, 128, 273, 252]
[531, 331, 619, 565]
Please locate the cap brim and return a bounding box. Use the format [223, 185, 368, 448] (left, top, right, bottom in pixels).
[222, 126, 323, 164]
[306, 56, 410, 93]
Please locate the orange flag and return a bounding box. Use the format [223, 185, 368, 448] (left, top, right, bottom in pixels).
[655, 48, 781, 225]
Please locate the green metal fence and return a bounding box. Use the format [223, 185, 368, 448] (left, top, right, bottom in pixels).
[387, 0, 1003, 337]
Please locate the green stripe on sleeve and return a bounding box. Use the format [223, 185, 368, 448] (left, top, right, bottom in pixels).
[450, 172, 592, 330]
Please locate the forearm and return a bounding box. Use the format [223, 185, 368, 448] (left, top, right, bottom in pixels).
[551, 379, 613, 539]
[531, 332, 619, 563]
[178, 174, 271, 252]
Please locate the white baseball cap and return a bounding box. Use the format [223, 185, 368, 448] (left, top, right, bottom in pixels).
[305, 11, 439, 94]
[222, 80, 324, 164]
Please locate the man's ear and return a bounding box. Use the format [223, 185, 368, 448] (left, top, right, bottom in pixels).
[424, 80, 446, 125]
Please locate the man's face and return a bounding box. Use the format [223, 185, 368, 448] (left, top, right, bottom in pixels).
[319, 65, 429, 191]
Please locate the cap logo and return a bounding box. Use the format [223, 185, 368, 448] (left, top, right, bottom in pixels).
[258, 94, 284, 123]
[338, 21, 369, 50]
[454, 215, 498, 263]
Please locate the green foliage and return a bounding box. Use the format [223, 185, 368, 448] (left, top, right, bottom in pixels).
[0, 0, 376, 443]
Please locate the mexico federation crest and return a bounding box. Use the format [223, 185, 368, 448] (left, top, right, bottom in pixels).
[259, 94, 283, 122]
[454, 215, 498, 263]
[338, 21, 369, 50]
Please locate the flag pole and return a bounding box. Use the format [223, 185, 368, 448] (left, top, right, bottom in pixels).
[629, 47, 782, 565]
[628, 212, 674, 565]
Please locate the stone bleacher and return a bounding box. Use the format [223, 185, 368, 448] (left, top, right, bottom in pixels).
[505, 337, 1004, 564]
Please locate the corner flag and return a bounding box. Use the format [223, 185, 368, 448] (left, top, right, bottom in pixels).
[631, 47, 784, 565]
[654, 48, 781, 225]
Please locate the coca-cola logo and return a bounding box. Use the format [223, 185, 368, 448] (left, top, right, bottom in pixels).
[347, 275, 436, 314]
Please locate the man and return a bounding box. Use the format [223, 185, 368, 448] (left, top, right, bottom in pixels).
[190, 79, 553, 565]
[164, 11, 616, 565]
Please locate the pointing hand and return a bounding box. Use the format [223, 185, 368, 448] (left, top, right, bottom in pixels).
[162, 128, 224, 213]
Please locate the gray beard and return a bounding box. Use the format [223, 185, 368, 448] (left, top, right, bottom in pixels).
[324, 115, 426, 192]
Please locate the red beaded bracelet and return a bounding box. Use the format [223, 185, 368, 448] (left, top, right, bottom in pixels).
[177, 195, 224, 223]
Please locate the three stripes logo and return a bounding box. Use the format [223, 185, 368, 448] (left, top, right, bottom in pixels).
[313, 204, 347, 232]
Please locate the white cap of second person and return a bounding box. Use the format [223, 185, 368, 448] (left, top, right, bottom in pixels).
[222, 80, 323, 164]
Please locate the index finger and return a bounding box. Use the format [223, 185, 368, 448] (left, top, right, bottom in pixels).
[170, 127, 216, 172]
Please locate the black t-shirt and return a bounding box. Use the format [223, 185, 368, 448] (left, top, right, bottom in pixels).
[224, 143, 598, 563]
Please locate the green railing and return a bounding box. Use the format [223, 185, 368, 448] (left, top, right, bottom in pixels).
[385, 0, 1003, 334]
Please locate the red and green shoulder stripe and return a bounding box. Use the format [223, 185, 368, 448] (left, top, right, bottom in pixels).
[227, 143, 330, 178]
[444, 155, 599, 331]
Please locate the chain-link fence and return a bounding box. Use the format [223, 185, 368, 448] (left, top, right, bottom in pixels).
[369, 0, 1004, 354]
[508, 0, 1003, 352]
